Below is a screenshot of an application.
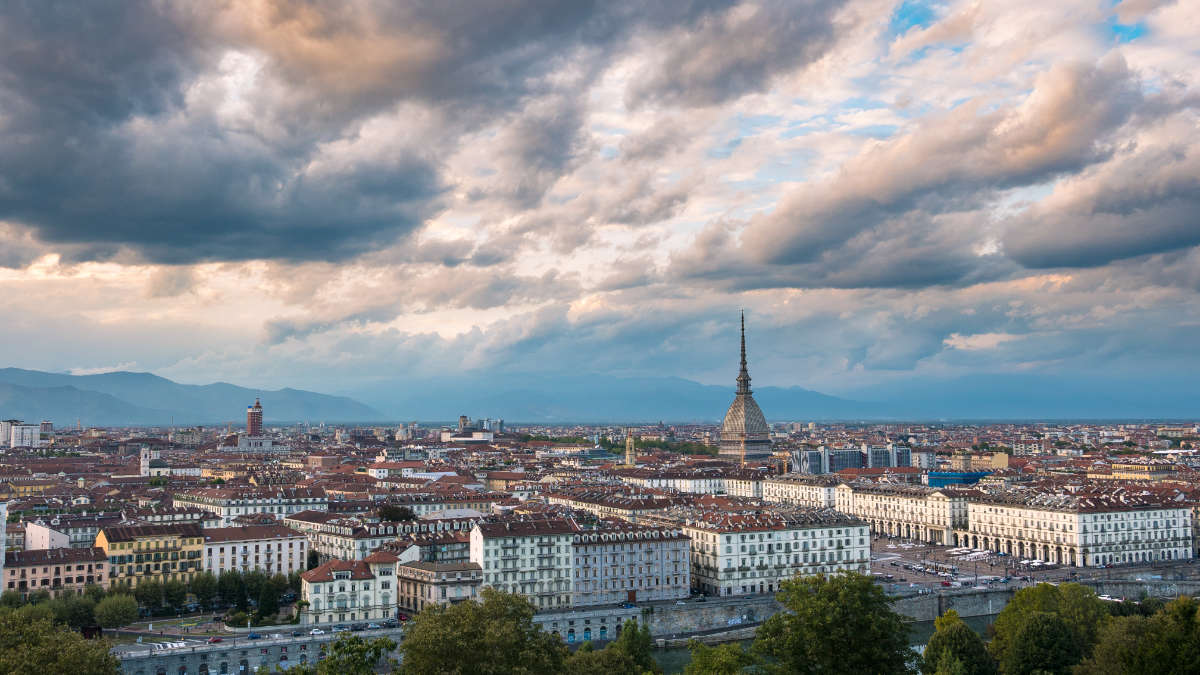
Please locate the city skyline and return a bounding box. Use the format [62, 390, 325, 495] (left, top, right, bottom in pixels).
[1, 1, 1198, 404]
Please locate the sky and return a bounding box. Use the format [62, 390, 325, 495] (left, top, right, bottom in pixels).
[0, 0, 1198, 400]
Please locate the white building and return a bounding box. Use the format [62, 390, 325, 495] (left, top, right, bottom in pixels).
[962, 490, 1192, 567]
[299, 552, 398, 625]
[679, 508, 870, 597]
[571, 522, 690, 606]
[763, 474, 839, 509]
[173, 487, 328, 525]
[8, 424, 42, 448]
[203, 525, 308, 576]
[470, 519, 576, 611]
[834, 482, 971, 546]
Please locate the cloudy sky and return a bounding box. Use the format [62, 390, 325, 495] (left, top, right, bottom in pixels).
[0, 0, 1197, 399]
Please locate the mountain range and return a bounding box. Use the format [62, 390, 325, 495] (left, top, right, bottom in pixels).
[0, 367, 1195, 426]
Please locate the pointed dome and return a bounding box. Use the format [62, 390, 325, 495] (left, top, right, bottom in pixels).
[719, 312, 772, 462]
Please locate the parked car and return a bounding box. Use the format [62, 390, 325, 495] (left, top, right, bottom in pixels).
[367, 622, 382, 629]
[309, 628, 325, 635]
[397, 613, 409, 622]
[350, 623, 367, 632]
[247, 633, 262, 640]
[382, 618, 398, 628]
[207, 637, 223, 644]
[333, 625, 349, 633]
[292, 631, 302, 637]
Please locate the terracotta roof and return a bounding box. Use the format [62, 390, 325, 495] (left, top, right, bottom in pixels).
[5, 546, 107, 566]
[100, 523, 203, 542]
[300, 559, 375, 583]
[202, 525, 304, 543]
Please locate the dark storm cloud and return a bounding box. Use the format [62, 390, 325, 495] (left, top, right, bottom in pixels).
[625, 0, 843, 108]
[0, 0, 745, 265]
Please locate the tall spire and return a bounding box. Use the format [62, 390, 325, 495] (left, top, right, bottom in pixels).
[736, 310, 751, 395]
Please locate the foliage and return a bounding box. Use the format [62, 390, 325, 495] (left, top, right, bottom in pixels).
[257, 582, 280, 618]
[134, 579, 163, 612]
[307, 550, 321, 570]
[398, 588, 568, 674]
[278, 634, 397, 674]
[163, 579, 188, 611]
[190, 571, 219, 607]
[987, 583, 1107, 666]
[1076, 596, 1200, 675]
[50, 594, 97, 629]
[920, 610, 995, 675]
[378, 504, 417, 522]
[684, 640, 757, 675]
[0, 614, 120, 675]
[94, 594, 139, 628]
[0, 591, 22, 608]
[753, 572, 913, 674]
[997, 612, 1081, 675]
[219, 569, 248, 611]
[564, 619, 660, 674]
[244, 570, 269, 605]
[83, 583, 107, 604]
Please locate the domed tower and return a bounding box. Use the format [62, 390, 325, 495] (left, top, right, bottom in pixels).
[719, 312, 772, 464]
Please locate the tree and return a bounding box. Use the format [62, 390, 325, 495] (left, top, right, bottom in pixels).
[244, 570, 268, 606]
[219, 570, 247, 610]
[0, 591, 22, 608]
[82, 583, 106, 604]
[190, 571, 218, 608]
[988, 583, 1107, 666]
[1077, 596, 1200, 675]
[753, 572, 913, 674]
[921, 610, 995, 675]
[378, 504, 416, 522]
[94, 594, 139, 628]
[998, 612, 1081, 675]
[257, 583, 279, 618]
[307, 550, 320, 570]
[53, 594, 97, 630]
[684, 640, 757, 675]
[278, 634, 397, 675]
[398, 588, 567, 674]
[163, 579, 188, 611]
[287, 570, 303, 594]
[564, 619, 660, 674]
[134, 579, 163, 613]
[0, 614, 120, 675]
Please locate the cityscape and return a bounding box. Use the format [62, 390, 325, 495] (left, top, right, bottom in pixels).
[1, 1, 1198, 674]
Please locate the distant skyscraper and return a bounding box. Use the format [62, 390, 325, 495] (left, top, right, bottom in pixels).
[719, 312, 772, 464]
[247, 398, 263, 436]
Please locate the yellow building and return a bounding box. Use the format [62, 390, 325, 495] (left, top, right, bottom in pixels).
[95, 523, 205, 588]
[1088, 462, 1177, 482]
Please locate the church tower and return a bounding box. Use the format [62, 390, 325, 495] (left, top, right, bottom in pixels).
[719, 312, 772, 464]
[625, 429, 636, 466]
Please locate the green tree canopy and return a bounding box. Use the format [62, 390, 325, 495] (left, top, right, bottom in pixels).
[163, 579, 188, 611]
[921, 610, 995, 675]
[684, 640, 757, 675]
[998, 612, 1081, 675]
[190, 571, 218, 607]
[0, 614, 119, 675]
[134, 579, 163, 611]
[94, 594, 139, 628]
[753, 572, 913, 674]
[398, 587, 568, 674]
[1076, 596, 1200, 675]
[988, 583, 1107, 666]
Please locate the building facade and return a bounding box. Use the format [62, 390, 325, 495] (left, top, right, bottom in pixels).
[299, 553, 398, 625]
[203, 525, 308, 577]
[3, 546, 108, 599]
[173, 487, 328, 525]
[395, 561, 482, 613]
[95, 523, 205, 588]
[571, 523, 690, 606]
[681, 509, 870, 597]
[469, 519, 576, 611]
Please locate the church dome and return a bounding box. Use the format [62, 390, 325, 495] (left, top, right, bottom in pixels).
[721, 395, 770, 438]
[719, 312, 772, 461]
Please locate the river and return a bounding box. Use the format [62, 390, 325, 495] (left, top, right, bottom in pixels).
[651, 613, 999, 673]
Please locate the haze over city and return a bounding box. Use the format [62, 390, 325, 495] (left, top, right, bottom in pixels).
[1, 0, 1197, 421]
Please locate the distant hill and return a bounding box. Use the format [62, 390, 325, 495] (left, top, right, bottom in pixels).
[346, 374, 885, 423]
[0, 368, 382, 425]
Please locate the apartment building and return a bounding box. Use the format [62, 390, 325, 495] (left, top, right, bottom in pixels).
[469, 519, 577, 611]
[571, 522, 690, 606]
[395, 561, 482, 613]
[203, 525, 308, 576]
[834, 482, 971, 545]
[963, 491, 1192, 567]
[95, 523, 205, 588]
[24, 513, 124, 550]
[299, 553, 399, 625]
[173, 487, 328, 525]
[3, 547, 108, 599]
[762, 474, 839, 509]
[680, 508, 870, 597]
[544, 489, 678, 524]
